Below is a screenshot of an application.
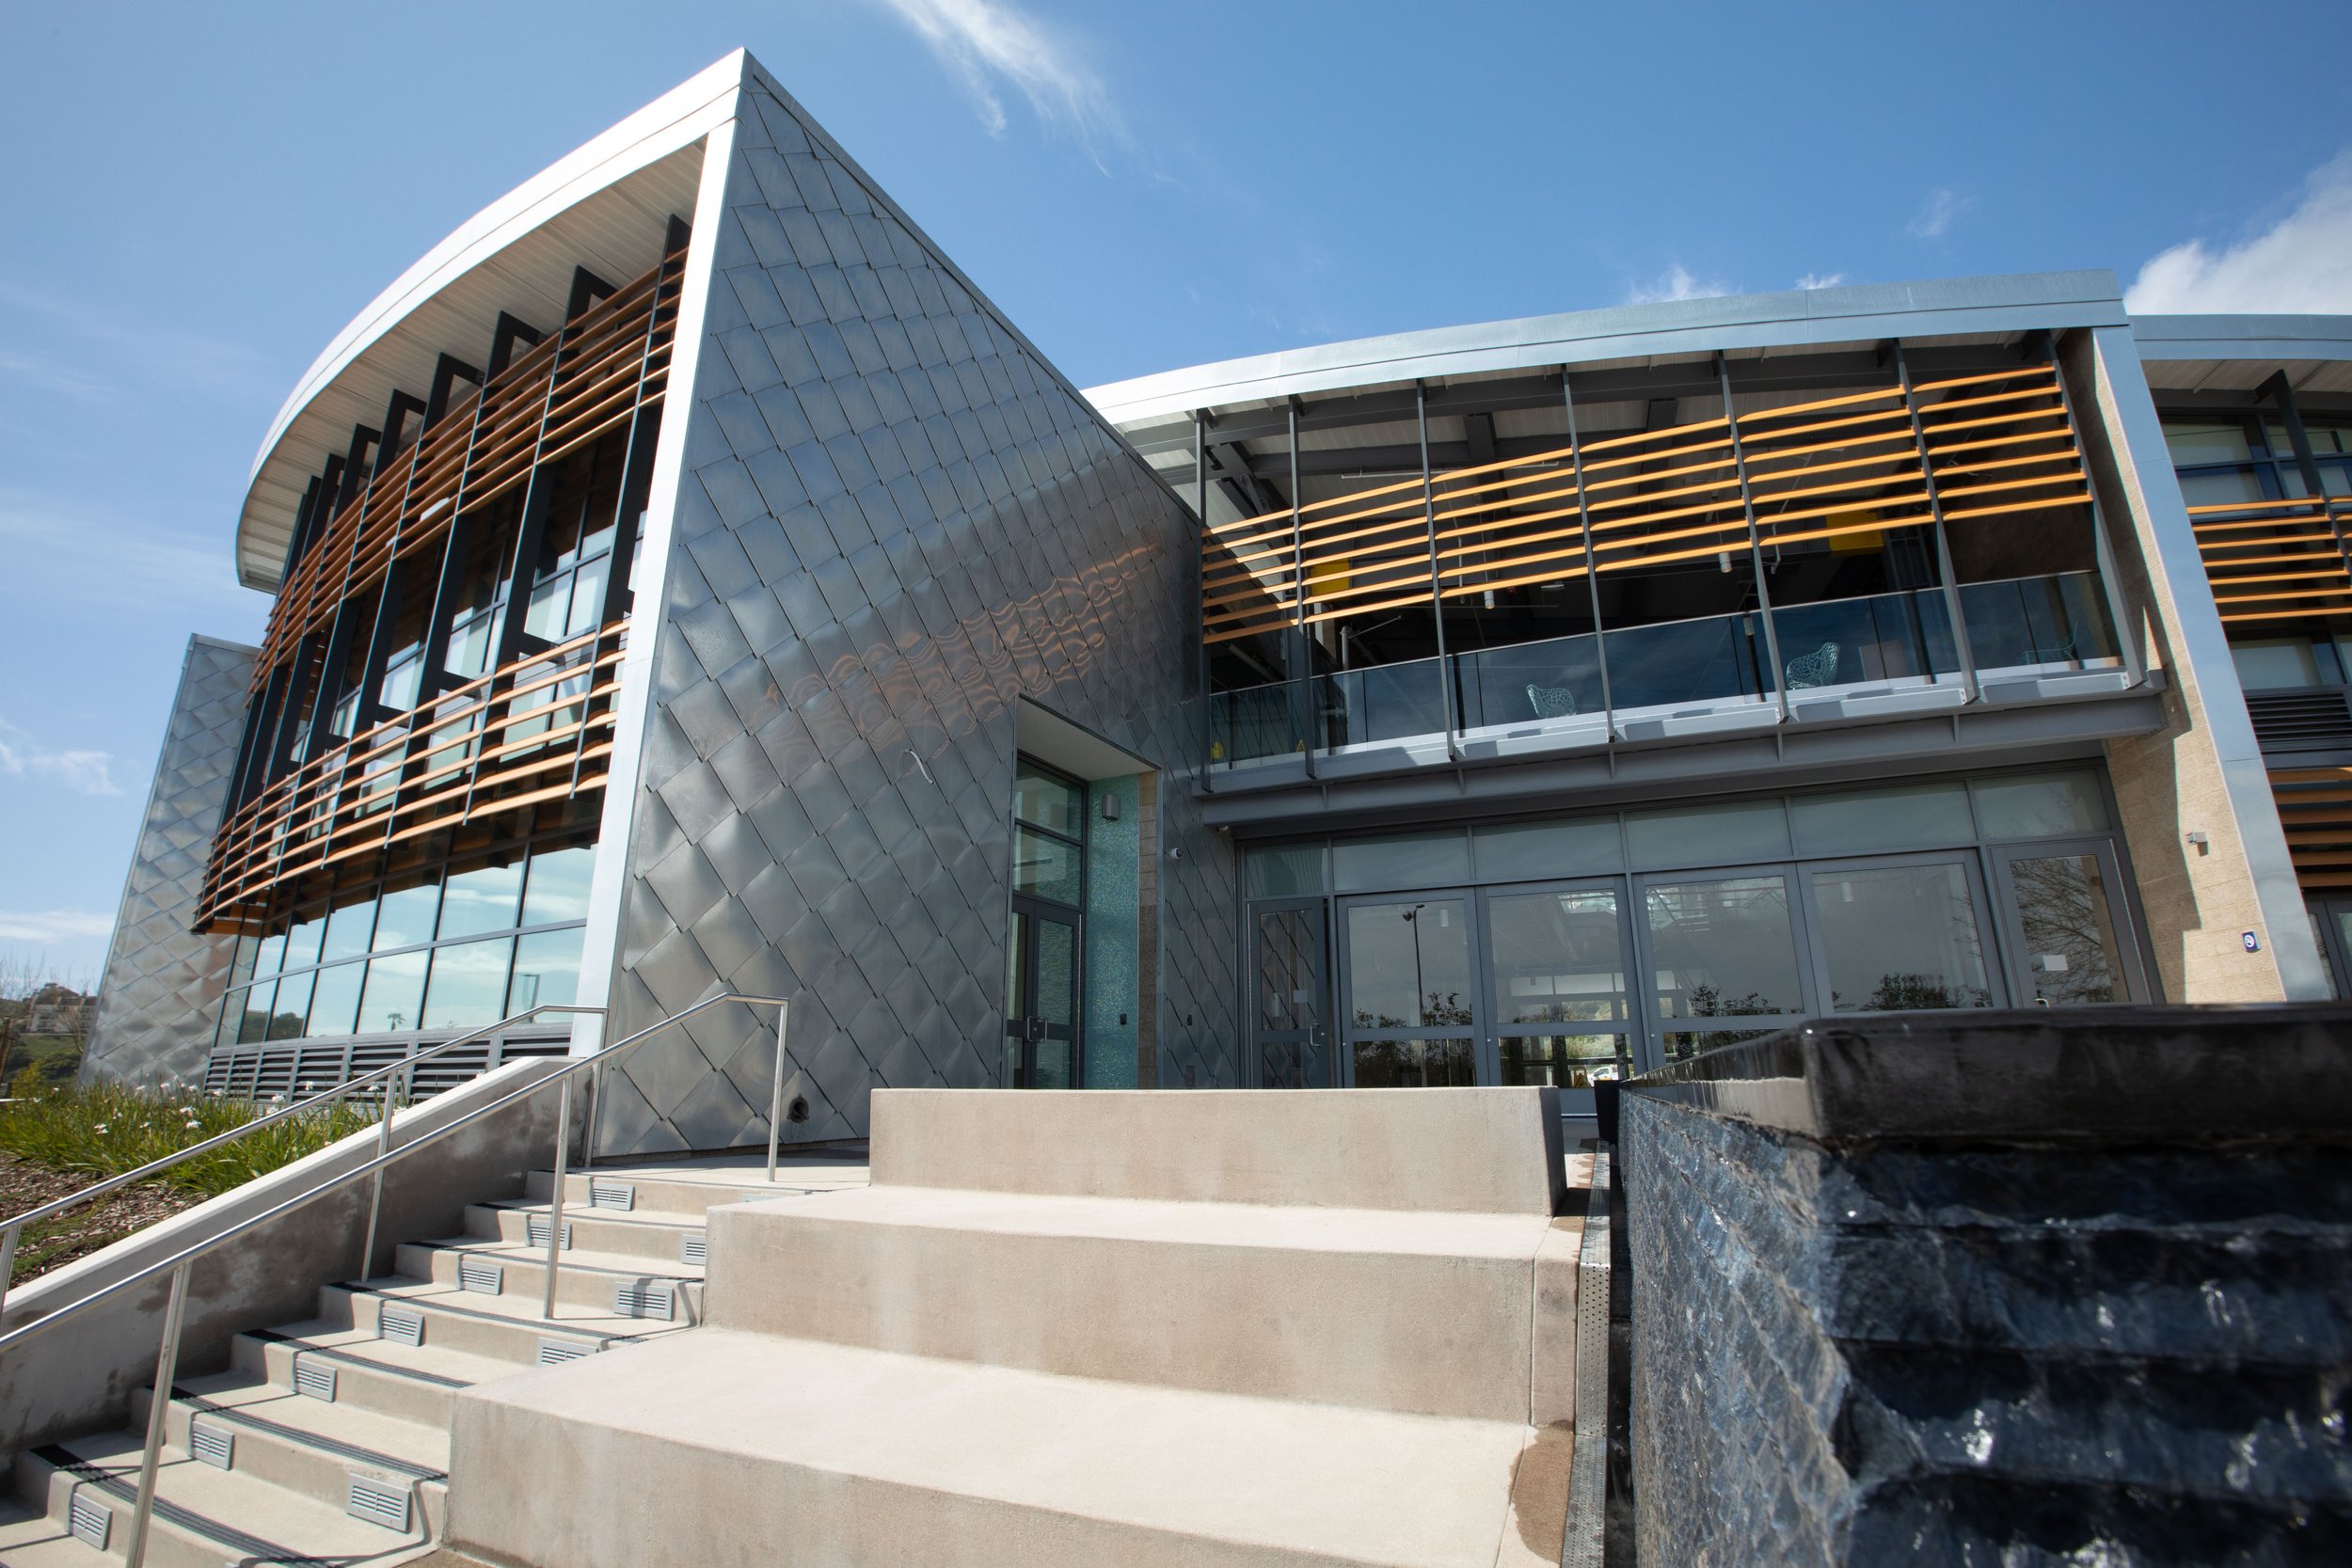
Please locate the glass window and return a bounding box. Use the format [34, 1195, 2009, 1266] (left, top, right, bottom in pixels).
[1499, 1035, 1626, 1089]
[509, 928, 585, 1013]
[267, 970, 314, 1039]
[1353, 1037, 1474, 1088]
[2001, 853, 2126, 1005]
[1246, 844, 1326, 898]
[2162, 422, 2251, 466]
[1471, 817, 1623, 883]
[373, 880, 440, 951]
[228, 933, 258, 990]
[422, 938, 516, 1030]
[282, 909, 327, 972]
[356, 951, 428, 1034]
[1645, 875, 1805, 1019]
[1013, 826, 1082, 905]
[236, 981, 276, 1045]
[320, 897, 374, 963]
[1332, 831, 1470, 893]
[306, 961, 363, 1037]
[437, 860, 525, 941]
[1345, 897, 1473, 1029]
[2230, 638, 2337, 692]
[2176, 469, 2268, 507]
[1626, 800, 1791, 870]
[1014, 766, 1083, 837]
[520, 844, 596, 926]
[253, 931, 287, 979]
[1808, 863, 1993, 1011]
[1972, 772, 2109, 840]
[1789, 782, 1975, 858]
[1485, 889, 1629, 1024]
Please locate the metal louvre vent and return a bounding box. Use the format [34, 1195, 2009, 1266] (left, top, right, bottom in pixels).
[681, 1233, 707, 1266]
[68, 1491, 111, 1549]
[612, 1283, 675, 1321]
[456, 1256, 504, 1295]
[346, 1472, 412, 1532]
[378, 1306, 424, 1347]
[2248, 689, 2352, 750]
[589, 1179, 634, 1212]
[189, 1418, 235, 1470]
[537, 1337, 598, 1366]
[526, 1214, 573, 1249]
[294, 1359, 339, 1402]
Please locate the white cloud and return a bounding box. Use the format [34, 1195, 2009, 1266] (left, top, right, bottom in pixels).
[0, 716, 120, 797]
[2124, 151, 2352, 315]
[0, 910, 115, 944]
[869, 0, 1119, 167]
[1795, 272, 1847, 291]
[1625, 265, 1732, 306]
[0, 490, 260, 621]
[1908, 187, 1972, 240]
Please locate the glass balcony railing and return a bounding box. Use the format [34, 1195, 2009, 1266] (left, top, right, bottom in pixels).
[1206, 570, 2125, 768]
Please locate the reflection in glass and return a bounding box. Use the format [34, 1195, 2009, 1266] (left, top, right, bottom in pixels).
[508, 928, 584, 1013]
[1014, 767, 1083, 836]
[282, 911, 327, 972]
[1453, 634, 1605, 731]
[1626, 800, 1791, 871]
[306, 961, 363, 1037]
[1472, 818, 1622, 883]
[1959, 573, 2120, 671]
[422, 938, 516, 1030]
[2005, 854, 2125, 1005]
[1809, 863, 1992, 1011]
[373, 881, 440, 951]
[437, 861, 525, 941]
[1789, 783, 1974, 858]
[1973, 773, 2109, 840]
[1353, 1037, 1474, 1088]
[267, 970, 314, 1040]
[237, 981, 276, 1045]
[1604, 613, 1771, 711]
[321, 899, 374, 963]
[1765, 590, 1960, 692]
[1319, 658, 1450, 749]
[520, 844, 596, 926]
[1485, 889, 1628, 1024]
[1332, 832, 1470, 894]
[253, 932, 287, 980]
[1346, 899, 1472, 1028]
[1013, 827, 1082, 905]
[1499, 1035, 1626, 1088]
[1645, 876, 1804, 1019]
[1246, 845, 1325, 899]
[1663, 1029, 1777, 1060]
[1211, 680, 1306, 765]
[357, 951, 428, 1034]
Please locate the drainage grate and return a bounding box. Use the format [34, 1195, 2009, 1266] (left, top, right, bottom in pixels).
[612, 1283, 675, 1321]
[346, 1472, 412, 1532]
[456, 1256, 504, 1295]
[188, 1419, 235, 1470]
[537, 1338, 598, 1367]
[589, 1179, 634, 1212]
[68, 1491, 110, 1550]
[294, 1359, 338, 1402]
[378, 1305, 424, 1347]
[681, 1233, 707, 1266]
[526, 1214, 573, 1249]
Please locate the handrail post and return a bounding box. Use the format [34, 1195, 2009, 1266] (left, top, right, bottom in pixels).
[0, 1219, 18, 1318]
[357, 1066, 400, 1281]
[122, 1262, 190, 1568]
[541, 1076, 573, 1320]
[766, 1001, 791, 1182]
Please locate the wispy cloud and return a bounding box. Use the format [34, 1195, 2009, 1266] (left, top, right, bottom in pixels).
[1626, 265, 1733, 306]
[0, 716, 120, 797]
[2124, 150, 2352, 314]
[1795, 272, 1847, 291]
[0, 910, 116, 944]
[869, 0, 1120, 169]
[0, 490, 260, 621]
[0, 279, 273, 403]
[1907, 187, 1972, 241]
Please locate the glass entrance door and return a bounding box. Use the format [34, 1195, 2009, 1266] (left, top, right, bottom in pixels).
[1252, 899, 1331, 1087]
[1798, 855, 2000, 1012]
[1477, 881, 1634, 1117]
[1988, 840, 2145, 1006]
[1005, 895, 1080, 1087]
[1337, 893, 1478, 1086]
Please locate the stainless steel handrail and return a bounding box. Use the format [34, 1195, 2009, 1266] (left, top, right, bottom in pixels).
[0, 1002, 604, 1316]
[0, 990, 790, 1567]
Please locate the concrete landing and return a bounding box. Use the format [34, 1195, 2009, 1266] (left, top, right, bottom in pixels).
[453, 1328, 1569, 1568]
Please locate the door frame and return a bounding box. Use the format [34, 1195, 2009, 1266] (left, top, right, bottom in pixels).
[1006, 893, 1083, 1088]
[1472, 877, 1639, 1117]
[1984, 836, 2151, 1006]
[1333, 888, 1483, 1087]
[1248, 896, 1332, 1088]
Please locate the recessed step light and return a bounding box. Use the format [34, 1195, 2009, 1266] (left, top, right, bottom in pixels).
[189, 1418, 235, 1470]
[590, 1179, 634, 1212]
[612, 1283, 675, 1321]
[537, 1338, 599, 1366]
[457, 1256, 504, 1295]
[681, 1233, 707, 1265]
[527, 1214, 574, 1249]
[294, 1358, 339, 1402]
[68, 1491, 110, 1550]
[346, 1472, 412, 1532]
[378, 1305, 425, 1347]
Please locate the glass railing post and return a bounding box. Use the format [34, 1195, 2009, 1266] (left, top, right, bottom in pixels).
[2038, 331, 2144, 685]
[1718, 356, 1788, 720]
[1193, 411, 1216, 792]
[1896, 341, 1982, 703]
[1416, 383, 1461, 759]
[1562, 371, 1615, 739]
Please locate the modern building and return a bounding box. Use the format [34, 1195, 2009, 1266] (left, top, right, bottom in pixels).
[83, 52, 2352, 1147]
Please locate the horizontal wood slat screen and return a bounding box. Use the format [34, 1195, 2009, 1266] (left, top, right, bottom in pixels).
[1199, 365, 2092, 646]
[2186, 497, 2352, 625]
[2270, 764, 2352, 890]
[250, 247, 685, 687]
[196, 621, 626, 930]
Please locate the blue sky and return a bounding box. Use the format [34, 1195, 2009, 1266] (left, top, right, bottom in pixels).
[4, 0, 2350, 981]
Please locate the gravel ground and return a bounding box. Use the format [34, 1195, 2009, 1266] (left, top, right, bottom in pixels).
[0, 1152, 199, 1284]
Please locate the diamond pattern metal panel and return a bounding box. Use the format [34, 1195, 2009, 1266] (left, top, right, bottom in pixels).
[597, 69, 1235, 1152]
[85, 636, 258, 1085]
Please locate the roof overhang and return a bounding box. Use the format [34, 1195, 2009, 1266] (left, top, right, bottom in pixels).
[2130, 312, 2352, 403]
[235, 52, 751, 592]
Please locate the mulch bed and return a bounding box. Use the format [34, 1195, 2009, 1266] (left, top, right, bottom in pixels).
[0, 1152, 201, 1285]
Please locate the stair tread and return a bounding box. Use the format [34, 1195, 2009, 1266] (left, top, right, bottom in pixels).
[737, 1183, 1557, 1258]
[252, 1316, 526, 1387]
[0, 1503, 108, 1566]
[168, 1370, 453, 1475]
[468, 1329, 1559, 1568]
[477, 1197, 708, 1232]
[407, 1235, 704, 1280]
[40, 1430, 423, 1557]
[342, 1276, 689, 1340]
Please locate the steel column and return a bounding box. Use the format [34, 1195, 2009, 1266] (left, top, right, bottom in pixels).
[1896, 341, 1983, 703]
[1562, 371, 1615, 733]
[1416, 383, 1460, 758]
[1716, 356, 1788, 718]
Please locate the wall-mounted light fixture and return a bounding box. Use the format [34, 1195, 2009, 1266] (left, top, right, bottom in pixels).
[2186, 831, 2210, 856]
[1099, 794, 1120, 822]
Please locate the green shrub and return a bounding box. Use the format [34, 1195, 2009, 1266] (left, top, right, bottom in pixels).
[0, 1080, 384, 1199]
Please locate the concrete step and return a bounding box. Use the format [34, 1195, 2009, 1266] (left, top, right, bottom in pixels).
[324, 1277, 668, 1369]
[394, 1238, 703, 1324]
[129, 1373, 450, 1539]
[465, 1199, 709, 1268]
[451, 1328, 1569, 1568]
[523, 1164, 856, 1217]
[231, 1317, 516, 1429]
[706, 1184, 1580, 1422]
[0, 1497, 111, 1566]
[13, 1426, 424, 1568]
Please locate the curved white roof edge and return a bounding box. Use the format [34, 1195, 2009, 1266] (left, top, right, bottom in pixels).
[236, 51, 751, 590]
[1084, 270, 2129, 430]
